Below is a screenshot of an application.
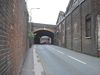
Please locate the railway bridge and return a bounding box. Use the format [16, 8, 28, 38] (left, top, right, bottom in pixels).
[31, 23, 56, 44]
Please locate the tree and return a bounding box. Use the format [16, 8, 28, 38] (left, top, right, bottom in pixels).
[28, 31, 36, 47]
[28, 31, 36, 39]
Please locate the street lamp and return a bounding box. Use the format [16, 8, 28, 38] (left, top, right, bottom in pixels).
[28, 8, 40, 47]
[29, 8, 40, 31]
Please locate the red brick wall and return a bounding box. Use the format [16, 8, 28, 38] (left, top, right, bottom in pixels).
[0, 0, 28, 75]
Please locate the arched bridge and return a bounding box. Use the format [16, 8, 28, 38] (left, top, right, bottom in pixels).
[31, 23, 56, 44]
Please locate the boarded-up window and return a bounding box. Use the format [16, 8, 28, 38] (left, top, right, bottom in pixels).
[85, 14, 91, 38]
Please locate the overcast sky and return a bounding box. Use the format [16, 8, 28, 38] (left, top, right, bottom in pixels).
[26, 0, 70, 25]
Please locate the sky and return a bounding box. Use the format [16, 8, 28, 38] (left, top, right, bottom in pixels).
[26, 0, 70, 25]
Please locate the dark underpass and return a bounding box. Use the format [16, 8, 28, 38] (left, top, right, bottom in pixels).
[34, 30, 54, 44]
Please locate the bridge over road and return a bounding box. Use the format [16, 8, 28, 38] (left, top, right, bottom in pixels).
[31, 23, 56, 44]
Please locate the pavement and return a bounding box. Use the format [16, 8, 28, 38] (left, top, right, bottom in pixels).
[20, 47, 35, 75]
[20, 46, 45, 75]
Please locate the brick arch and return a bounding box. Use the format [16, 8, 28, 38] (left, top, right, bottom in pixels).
[33, 28, 54, 33]
[33, 30, 54, 44]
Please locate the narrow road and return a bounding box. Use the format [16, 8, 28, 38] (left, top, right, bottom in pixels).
[35, 45, 100, 75]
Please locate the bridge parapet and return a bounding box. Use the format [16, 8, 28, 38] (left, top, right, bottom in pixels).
[31, 23, 56, 33]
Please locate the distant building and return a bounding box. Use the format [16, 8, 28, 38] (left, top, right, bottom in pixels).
[55, 0, 100, 57]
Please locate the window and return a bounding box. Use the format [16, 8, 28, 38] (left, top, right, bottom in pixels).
[85, 14, 91, 38]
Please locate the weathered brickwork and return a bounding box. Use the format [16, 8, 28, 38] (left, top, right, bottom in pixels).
[81, 0, 96, 55]
[61, 20, 66, 47]
[55, 25, 59, 45]
[72, 6, 81, 52]
[0, 0, 14, 74]
[0, 0, 28, 75]
[56, 0, 100, 56]
[55, 11, 65, 46]
[65, 15, 72, 49]
[31, 23, 56, 44]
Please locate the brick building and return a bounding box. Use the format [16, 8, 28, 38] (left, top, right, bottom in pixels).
[55, 11, 65, 47]
[0, 0, 28, 75]
[55, 0, 100, 56]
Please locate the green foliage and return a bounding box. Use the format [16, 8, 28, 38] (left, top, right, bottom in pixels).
[28, 31, 36, 38]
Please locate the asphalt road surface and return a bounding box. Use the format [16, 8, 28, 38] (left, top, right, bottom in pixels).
[35, 45, 100, 75]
